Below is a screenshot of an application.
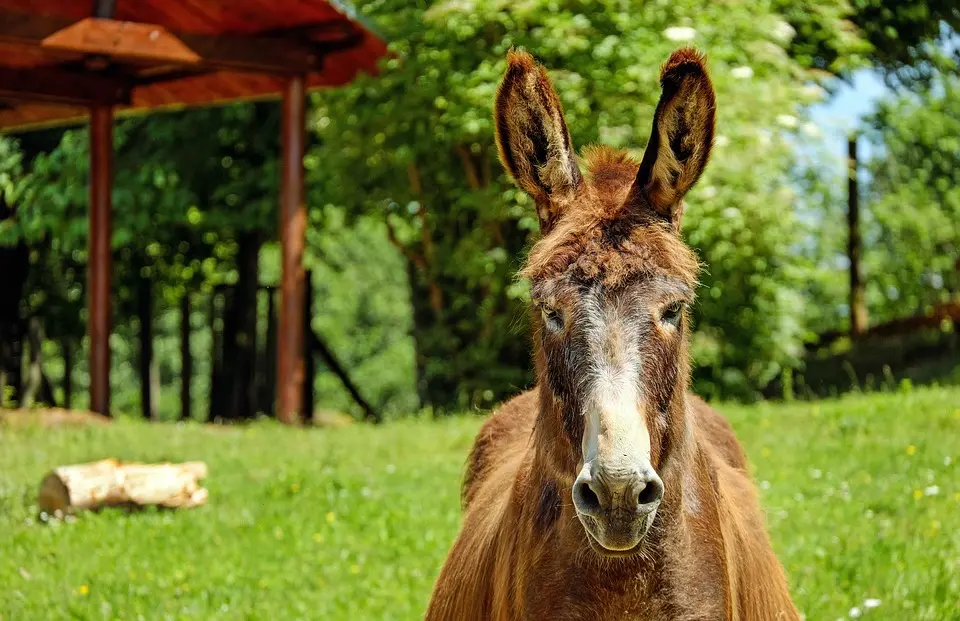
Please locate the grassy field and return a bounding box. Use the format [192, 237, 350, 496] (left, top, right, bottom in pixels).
[2, 387, 959, 620]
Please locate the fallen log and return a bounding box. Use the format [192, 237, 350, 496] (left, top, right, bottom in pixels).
[37, 459, 208, 515]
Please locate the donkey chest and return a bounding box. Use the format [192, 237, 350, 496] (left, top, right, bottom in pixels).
[520, 549, 728, 621]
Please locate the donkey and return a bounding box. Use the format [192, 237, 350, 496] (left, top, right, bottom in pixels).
[425, 48, 800, 621]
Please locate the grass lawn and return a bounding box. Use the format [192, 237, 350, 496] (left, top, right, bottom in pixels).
[2, 387, 959, 620]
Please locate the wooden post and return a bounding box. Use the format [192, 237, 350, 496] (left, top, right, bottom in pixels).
[180, 293, 192, 421]
[277, 75, 306, 425]
[848, 136, 868, 338]
[88, 105, 112, 416]
[303, 270, 315, 420]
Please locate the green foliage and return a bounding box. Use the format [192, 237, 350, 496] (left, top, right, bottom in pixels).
[777, 0, 960, 84]
[1, 387, 958, 618]
[863, 76, 960, 321]
[314, 0, 850, 400]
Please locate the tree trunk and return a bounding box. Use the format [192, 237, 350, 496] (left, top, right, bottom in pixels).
[303, 271, 315, 419]
[0, 243, 28, 407]
[22, 316, 56, 407]
[848, 136, 868, 338]
[180, 293, 192, 421]
[138, 273, 156, 419]
[38, 459, 208, 515]
[259, 287, 277, 416]
[220, 233, 261, 420]
[62, 339, 72, 410]
[208, 289, 225, 421]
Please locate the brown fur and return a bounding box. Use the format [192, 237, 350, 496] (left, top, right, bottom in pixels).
[426, 49, 799, 621]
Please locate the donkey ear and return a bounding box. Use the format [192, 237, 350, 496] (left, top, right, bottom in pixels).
[495, 50, 582, 233]
[630, 48, 716, 228]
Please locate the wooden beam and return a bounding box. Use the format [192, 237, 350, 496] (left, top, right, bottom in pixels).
[88, 105, 113, 416]
[0, 67, 131, 106]
[0, 11, 328, 75]
[276, 75, 306, 425]
[43, 18, 202, 65]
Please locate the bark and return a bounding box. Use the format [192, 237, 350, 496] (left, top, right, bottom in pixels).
[220, 233, 261, 420]
[21, 316, 56, 407]
[62, 339, 72, 410]
[180, 294, 192, 421]
[259, 287, 278, 416]
[38, 459, 208, 515]
[848, 137, 868, 337]
[303, 272, 315, 418]
[208, 290, 225, 421]
[138, 273, 156, 419]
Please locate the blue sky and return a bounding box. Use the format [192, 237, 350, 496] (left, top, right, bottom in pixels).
[809, 70, 890, 161]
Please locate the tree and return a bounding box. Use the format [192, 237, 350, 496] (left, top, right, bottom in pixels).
[311, 0, 860, 403]
[862, 75, 960, 321]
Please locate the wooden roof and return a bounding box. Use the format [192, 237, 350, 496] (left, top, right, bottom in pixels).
[0, 0, 388, 132]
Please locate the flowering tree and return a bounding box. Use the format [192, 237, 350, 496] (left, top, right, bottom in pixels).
[312, 0, 857, 404]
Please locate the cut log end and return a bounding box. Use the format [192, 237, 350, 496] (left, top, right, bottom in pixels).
[37, 459, 209, 515]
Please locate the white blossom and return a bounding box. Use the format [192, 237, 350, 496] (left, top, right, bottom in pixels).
[802, 122, 822, 138]
[776, 114, 799, 129]
[663, 26, 697, 42]
[849, 607, 862, 618]
[771, 20, 796, 43]
[714, 135, 730, 148]
[731, 66, 754, 79]
[863, 599, 881, 609]
[801, 84, 828, 102]
[924, 485, 940, 496]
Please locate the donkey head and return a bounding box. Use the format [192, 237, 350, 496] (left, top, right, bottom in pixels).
[496, 49, 715, 555]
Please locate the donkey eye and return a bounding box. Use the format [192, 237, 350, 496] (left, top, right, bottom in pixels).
[660, 302, 684, 327]
[541, 306, 564, 332]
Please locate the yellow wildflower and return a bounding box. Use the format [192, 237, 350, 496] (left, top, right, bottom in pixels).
[77, 585, 89, 596]
[906, 445, 916, 456]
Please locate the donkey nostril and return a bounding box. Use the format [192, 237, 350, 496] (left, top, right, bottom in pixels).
[574, 481, 602, 515]
[637, 478, 664, 508]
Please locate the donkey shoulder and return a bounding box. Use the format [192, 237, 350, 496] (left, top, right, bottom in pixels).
[462, 390, 539, 508]
[689, 394, 749, 471]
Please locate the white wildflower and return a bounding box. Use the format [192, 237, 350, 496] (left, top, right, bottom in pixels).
[700, 186, 718, 199]
[924, 485, 940, 496]
[801, 84, 828, 102]
[771, 20, 796, 43]
[663, 26, 697, 42]
[714, 135, 730, 148]
[849, 606, 862, 618]
[810, 468, 823, 479]
[731, 66, 754, 79]
[863, 599, 881, 609]
[802, 122, 822, 138]
[776, 114, 798, 129]
[760, 480, 771, 491]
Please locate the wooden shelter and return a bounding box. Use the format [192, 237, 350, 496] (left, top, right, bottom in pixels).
[0, 0, 387, 423]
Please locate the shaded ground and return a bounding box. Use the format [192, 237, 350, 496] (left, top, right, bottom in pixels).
[1, 388, 958, 620]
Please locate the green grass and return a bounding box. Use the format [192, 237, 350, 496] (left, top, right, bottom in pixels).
[2, 388, 959, 620]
